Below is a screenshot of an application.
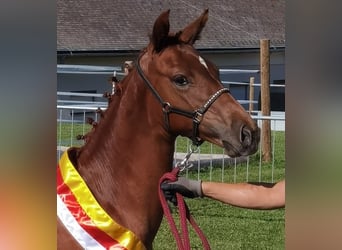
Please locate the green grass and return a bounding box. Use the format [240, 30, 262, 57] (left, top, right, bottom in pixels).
[154, 202, 284, 249]
[153, 167, 285, 250]
[57, 122, 285, 249]
[155, 132, 285, 249]
[57, 122, 92, 147]
[157, 132, 285, 249]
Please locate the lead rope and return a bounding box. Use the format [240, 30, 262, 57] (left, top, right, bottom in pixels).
[158, 159, 211, 249]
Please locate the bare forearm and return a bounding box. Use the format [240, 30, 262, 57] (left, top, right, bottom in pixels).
[201, 180, 285, 209]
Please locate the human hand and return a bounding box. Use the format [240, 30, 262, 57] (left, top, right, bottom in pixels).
[161, 177, 203, 204]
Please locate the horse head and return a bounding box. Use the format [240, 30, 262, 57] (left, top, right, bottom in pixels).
[137, 9, 260, 157]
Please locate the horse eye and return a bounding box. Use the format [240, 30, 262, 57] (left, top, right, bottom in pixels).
[173, 75, 189, 86]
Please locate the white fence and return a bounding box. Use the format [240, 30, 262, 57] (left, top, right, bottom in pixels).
[57, 91, 285, 184]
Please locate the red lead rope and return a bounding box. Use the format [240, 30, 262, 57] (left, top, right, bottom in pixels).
[158, 167, 211, 250]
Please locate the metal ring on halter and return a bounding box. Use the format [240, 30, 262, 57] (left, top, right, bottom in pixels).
[162, 102, 172, 113]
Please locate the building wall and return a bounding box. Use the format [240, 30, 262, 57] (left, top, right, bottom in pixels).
[203, 50, 285, 110]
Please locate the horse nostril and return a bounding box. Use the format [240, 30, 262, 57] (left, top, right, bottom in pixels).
[241, 126, 252, 146]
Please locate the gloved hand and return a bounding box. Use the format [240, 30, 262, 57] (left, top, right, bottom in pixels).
[161, 177, 203, 205]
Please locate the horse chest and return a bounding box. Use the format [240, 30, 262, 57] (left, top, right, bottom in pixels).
[57, 150, 146, 250]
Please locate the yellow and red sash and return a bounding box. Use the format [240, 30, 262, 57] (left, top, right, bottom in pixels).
[57, 150, 146, 250]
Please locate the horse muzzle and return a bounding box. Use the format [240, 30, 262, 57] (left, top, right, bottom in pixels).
[223, 125, 260, 157]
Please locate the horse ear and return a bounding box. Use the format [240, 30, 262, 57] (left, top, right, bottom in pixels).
[179, 9, 209, 45]
[151, 9, 170, 52]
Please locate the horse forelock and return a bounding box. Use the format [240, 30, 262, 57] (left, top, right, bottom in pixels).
[149, 31, 187, 53]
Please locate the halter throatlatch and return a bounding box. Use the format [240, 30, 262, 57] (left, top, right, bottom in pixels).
[136, 54, 230, 146]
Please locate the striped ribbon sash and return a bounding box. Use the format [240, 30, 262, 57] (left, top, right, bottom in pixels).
[57, 150, 146, 250]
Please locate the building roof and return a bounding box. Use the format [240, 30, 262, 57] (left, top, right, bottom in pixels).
[57, 0, 285, 53]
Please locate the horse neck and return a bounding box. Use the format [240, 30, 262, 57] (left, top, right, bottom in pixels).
[74, 72, 176, 246]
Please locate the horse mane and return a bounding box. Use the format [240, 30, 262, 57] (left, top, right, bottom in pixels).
[75, 62, 136, 146]
[75, 80, 118, 144]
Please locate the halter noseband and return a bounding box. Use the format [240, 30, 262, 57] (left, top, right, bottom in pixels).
[136, 54, 230, 146]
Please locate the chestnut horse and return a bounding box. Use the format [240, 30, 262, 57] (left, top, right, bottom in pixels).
[57, 9, 260, 250]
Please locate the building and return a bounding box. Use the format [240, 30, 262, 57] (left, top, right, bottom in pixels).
[57, 0, 285, 111]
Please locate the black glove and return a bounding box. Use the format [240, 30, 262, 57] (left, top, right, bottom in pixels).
[161, 177, 203, 205]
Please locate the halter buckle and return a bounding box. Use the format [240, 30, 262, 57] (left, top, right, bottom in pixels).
[193, 111, 203, 124]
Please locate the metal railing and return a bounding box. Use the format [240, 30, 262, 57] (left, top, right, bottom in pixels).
[57, 99, 285, 184]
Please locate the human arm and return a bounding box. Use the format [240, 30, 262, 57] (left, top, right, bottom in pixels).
[202, 180, 285, 209]
[161, 178, 285, 209]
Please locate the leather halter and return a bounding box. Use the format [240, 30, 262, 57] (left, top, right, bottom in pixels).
[136, 53, 230, 146]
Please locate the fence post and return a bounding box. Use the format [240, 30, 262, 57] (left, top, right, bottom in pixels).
[249, 76, 255, 113]
[260, 39, 271, 162]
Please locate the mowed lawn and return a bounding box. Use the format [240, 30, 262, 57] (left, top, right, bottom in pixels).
[153, 166, 285, 249]
[153, 133, 285, 249]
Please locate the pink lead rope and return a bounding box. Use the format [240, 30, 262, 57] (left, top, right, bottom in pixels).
[158, 167, 211, 250]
